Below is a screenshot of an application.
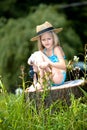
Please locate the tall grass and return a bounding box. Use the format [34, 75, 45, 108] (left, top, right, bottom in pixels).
[0, 73, 87, 130]
[0, 45, 87, 130]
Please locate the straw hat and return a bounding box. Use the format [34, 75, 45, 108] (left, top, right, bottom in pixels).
[31, 21, 63, 41]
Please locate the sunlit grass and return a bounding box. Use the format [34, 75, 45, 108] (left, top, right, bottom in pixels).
[0, 47, 87, 130]
[0, 72, 87, 130]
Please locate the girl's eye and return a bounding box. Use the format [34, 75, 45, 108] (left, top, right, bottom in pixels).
[41, 37, 52, 42]
[42, 39, 45, 42]
[48, 38, 51, 40]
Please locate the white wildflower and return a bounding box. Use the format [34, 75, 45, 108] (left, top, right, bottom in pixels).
[73, 56, 79, 62]
[85, 54, 87, 60]
[15, 88, 23, 95]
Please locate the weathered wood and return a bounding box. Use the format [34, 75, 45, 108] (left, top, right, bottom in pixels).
[25, 79, 86, 106]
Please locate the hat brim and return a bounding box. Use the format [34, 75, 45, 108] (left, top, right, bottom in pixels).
[30, 28, 63, 41]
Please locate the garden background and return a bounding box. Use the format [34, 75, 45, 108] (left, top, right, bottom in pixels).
[0, 1, 87, 130]
[0, 0, 87, 92]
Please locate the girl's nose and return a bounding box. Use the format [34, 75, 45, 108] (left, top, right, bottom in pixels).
[46, 39, 49, 43]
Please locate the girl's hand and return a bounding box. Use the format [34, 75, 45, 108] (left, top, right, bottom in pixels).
[39, 62, 50, 69]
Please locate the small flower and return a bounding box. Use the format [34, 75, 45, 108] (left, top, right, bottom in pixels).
[73, 56, 79, 62]
[74, 66, 81, 71]
[15, 88, 23, 95]
[85, 54, 87, 60]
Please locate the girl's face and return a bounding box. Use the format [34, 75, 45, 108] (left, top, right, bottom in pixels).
[40, 32, 54, 49]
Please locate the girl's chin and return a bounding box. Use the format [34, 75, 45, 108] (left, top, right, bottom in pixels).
[45, 46, 51, 49]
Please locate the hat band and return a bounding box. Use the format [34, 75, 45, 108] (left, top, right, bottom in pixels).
[37, 27, 54, 35]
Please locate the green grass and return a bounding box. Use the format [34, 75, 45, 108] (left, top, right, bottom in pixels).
[0, 66, 87, 130]
[0, 86, 87, 130]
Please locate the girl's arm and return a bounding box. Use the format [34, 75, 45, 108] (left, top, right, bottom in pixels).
[49, 46, 66, 70]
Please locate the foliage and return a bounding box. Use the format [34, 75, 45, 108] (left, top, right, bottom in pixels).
[0, 4, 83, 91]
[67, 45, 87, 80]
[62, 1, 87, 44]
[0, 76, 87, 130]
[0, 0, 87, 44]
[0, 0, 29, 18]
[0, 0, 71, 18]
[0, 17, 33, 91]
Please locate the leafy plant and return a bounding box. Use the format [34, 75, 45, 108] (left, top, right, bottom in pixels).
[0, 65, 87, 130]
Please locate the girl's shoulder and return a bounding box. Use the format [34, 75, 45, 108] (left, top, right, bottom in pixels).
[54, 45, 61, 52]
[54, 46, 65, 58]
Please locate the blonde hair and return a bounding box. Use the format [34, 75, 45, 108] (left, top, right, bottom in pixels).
[37, 31, 60, 50]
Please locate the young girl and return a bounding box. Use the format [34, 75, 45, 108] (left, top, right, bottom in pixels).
[27, 21, 66, 92]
